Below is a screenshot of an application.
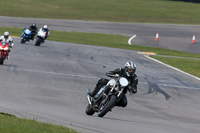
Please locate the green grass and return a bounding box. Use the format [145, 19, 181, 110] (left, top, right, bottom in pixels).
[0, 0, 200, 24]
[151, 56, 200, 77]
[0, 113, 77, 133]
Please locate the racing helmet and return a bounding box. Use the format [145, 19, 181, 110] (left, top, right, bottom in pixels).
[124, 61, 136, 77]
[4, 31, 9, 39]
[43, 25, 48, 30]
[31, 23, 36, 28]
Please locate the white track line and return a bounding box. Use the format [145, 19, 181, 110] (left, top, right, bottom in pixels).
[20, 69, 99, 79]
[0, 66, 99, 79]
[1, 66, 199, 90]
[145, 55, 200, 81]
[128, 35, 136, 45]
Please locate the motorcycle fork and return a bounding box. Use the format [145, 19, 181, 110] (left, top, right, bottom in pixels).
[117, 88, 124, 97]
[101, 93, 112, 105]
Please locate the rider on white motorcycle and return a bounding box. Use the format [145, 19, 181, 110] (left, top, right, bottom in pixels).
[88, 61, 138, 107]
[0, 31, 14, 59]
[39, 25, 50, 42]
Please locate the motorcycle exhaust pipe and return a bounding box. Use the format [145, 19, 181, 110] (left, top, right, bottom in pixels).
[86, 95, 92, 105]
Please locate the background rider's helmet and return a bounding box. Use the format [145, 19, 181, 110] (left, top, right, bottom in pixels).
[4, 31, 9, 39]
[124, 61, 136, 77]
[43, 25, 48, 30]
[31, 23, 36, 28]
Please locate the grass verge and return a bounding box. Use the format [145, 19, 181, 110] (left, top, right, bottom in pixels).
[0, 0, 200, 24]
[0, 112, 77, 133]
[151, 56, 200, 78]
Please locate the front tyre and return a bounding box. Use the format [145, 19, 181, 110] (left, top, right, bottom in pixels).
[35, 38, 41, 46]
[21, 38, 26, 44]
[85, 104, 95, 116]
[0, 52, 4, 65]
[97, 95, 116, 117]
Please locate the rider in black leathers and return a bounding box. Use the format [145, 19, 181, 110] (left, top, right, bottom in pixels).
[88, 61, 138, 107]
[25, 23, 38, 40]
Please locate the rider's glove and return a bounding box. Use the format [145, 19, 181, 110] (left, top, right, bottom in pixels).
[9, 43, 14, 48]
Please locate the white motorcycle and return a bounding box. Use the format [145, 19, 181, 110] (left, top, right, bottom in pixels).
[35, 29, 46, 46]
[86, 74, 129, 117]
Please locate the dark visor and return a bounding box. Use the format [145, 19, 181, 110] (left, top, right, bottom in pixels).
[128, 69, 135, 73]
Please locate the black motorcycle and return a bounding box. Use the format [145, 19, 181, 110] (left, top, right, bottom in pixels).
[86, 74, 129, 117]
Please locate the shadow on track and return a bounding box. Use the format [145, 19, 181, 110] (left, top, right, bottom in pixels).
[146, 82, 172, 100]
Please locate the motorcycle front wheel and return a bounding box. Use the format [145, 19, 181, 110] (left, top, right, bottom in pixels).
[21, 38, 26, 44]
[97, 95, 116, 117]
[0, 52, 4, 65]
[35, 38, 41, 46]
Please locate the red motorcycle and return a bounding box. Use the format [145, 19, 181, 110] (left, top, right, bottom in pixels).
[0, 42, 9, 65]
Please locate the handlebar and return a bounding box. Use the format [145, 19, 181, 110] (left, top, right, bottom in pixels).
[106, 73, 119, 78]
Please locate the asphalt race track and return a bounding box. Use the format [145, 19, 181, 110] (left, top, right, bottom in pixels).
[0, 17, 200, 133]
[0, 16, 200, 53]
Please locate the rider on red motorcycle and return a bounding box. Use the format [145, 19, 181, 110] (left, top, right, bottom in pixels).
[0, 31, 14, 59]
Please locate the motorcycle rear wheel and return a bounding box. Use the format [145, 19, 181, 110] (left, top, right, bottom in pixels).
[97, 95, 116, 117]
[85, 104, 95, 116]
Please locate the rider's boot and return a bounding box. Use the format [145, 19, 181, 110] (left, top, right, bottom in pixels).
[87, 86, 100, 97]
[88, 86, 103, 108]
[93, 86, 111, 108]
[90, 85, 111, 100]
[7, 51, 10, 60]
[7, 55, 9, 60]
[31, 36, 34, 40]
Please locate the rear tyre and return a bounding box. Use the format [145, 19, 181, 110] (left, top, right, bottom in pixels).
[97, 95, 116, 117]
[85, 104, 95, 116]
[0, 52, 4, 65]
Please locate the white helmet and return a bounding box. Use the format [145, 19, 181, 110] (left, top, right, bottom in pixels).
[124, 61, 136, 77]
[43, 25, 48, 30]
[4, 31, 9, 39]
